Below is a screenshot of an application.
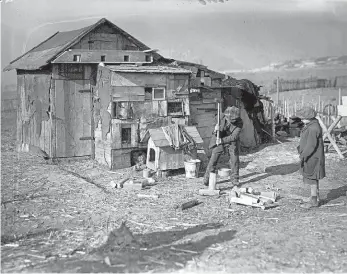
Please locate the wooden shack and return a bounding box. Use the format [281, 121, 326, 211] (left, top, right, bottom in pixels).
[140, 126, 204, 174]
[4, 18, 164, 161]
[4, 18, 197, 170]
[6, 17, 263, 170]
[94, 64, 192, 169]
[188, 74, 265, 150]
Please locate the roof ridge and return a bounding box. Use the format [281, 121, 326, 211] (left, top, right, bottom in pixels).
[4, 18, 162, 71]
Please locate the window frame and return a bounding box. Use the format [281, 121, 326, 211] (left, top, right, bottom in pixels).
[145, 54, 152, 62]
[73, 54, 81, 62]
[121, 125, 132, 144]
[111, 102, 134, 120]
[152, 87, 166, 101]
[167, 101, 184, 116]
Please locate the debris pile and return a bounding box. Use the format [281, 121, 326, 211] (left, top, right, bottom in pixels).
[110, 177, 156, 190]
[227, 187, 279, 210]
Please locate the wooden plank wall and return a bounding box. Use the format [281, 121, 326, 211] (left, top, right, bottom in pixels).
[189, 89, 221, 153]
[16, 70, 53, 156]
[54, 79, 92, 157]
[53, 50, 148, 63]
[52, 64, 97, 158]
[93, 67, 192, 169]
[71, 23, 140, 51]
[93, 66, 112, 166]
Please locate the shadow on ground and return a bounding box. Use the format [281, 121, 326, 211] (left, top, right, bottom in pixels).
[325, 184, 347, 203]
[1, 228, 59, 245]
[217, 162, 301, 191]
[240, 138, 292, 156]
[37, 222, 236, 273]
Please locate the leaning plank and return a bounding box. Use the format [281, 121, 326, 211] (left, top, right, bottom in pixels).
[323, 115, 342, 141]
[316, 116, 344, 159]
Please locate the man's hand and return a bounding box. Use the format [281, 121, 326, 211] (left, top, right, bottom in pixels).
[214, 124, 219, 132]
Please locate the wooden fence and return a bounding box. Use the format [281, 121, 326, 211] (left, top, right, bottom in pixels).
[261, 96, 340, 129]
[269, 75, 347, 94]
[274, 99, 337, 127]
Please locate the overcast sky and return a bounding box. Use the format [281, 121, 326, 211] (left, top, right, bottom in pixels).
[2, 0, 347, 86]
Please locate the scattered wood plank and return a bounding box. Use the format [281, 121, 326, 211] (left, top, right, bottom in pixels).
[175, 199, 201, 210]
[137, 194, 160, 199]
[321, 202, 345, 208]
[170, 246, 199, 254]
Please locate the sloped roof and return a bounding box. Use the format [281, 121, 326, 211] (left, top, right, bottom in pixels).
[174, 60, 226, 79]
[141, 126, 203, 147]
[4, 18, 156, 71]
[107, 65, 191, 74]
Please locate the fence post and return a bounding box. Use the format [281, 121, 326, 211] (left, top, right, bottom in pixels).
[271, 102, 276, 140]
[294, 101, 297, 115]
[338, 88, 342, 105]
[328, 104, 330, 126]
[276, 77, 280, 105]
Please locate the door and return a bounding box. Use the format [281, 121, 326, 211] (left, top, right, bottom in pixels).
[55, 80, 92, 157]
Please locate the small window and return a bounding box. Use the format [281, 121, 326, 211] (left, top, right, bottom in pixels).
[73, 55, 81, 62]
[153, 88, 165, 100]
[145, 87, 152, 101]
[111, 102, 117, 118]
[149, 148, 155, 162]
[145, 54, 152, 62]
[121, 127, 131, 144]
[124, 55, 129, 62]
[111, 102, 133, 119]
[101, 55, 106, 62]
[168, 102, 183, 115]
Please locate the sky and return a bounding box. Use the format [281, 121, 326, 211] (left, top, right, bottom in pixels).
[1, 0, 347, 87]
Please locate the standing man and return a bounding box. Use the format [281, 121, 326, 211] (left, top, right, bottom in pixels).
[297, 106, 325, 209]
[203, 106, 243, 186]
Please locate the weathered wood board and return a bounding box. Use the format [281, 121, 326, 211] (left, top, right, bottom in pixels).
[55, 79, 92, 157]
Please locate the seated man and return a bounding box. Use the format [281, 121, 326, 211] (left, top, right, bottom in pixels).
[203, 106, 243, 186]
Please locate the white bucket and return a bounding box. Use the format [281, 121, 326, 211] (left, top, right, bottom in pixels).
[184, 159, 201, 178]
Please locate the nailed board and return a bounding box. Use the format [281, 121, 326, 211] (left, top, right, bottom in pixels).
[71, 23, 140, 51]
[111, 149, 132, 170]
[112, 86, 145, 101]
[55, 79, 92, 157]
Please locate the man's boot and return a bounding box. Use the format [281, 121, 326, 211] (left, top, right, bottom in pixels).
[300, 196, 319, 209]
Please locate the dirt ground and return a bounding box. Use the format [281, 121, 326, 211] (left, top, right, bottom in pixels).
[2, 110, 347, 273]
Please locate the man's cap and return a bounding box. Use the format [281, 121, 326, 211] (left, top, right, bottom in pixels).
[296, 106, 316, 120]
[224, 106, 240, 120]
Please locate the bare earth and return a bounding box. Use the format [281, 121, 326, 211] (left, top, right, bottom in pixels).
[2, 111, 347, 273]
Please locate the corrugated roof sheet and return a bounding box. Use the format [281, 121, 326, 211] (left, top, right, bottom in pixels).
[3, 18, 156, 71]
[106, 65, 192, 74]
